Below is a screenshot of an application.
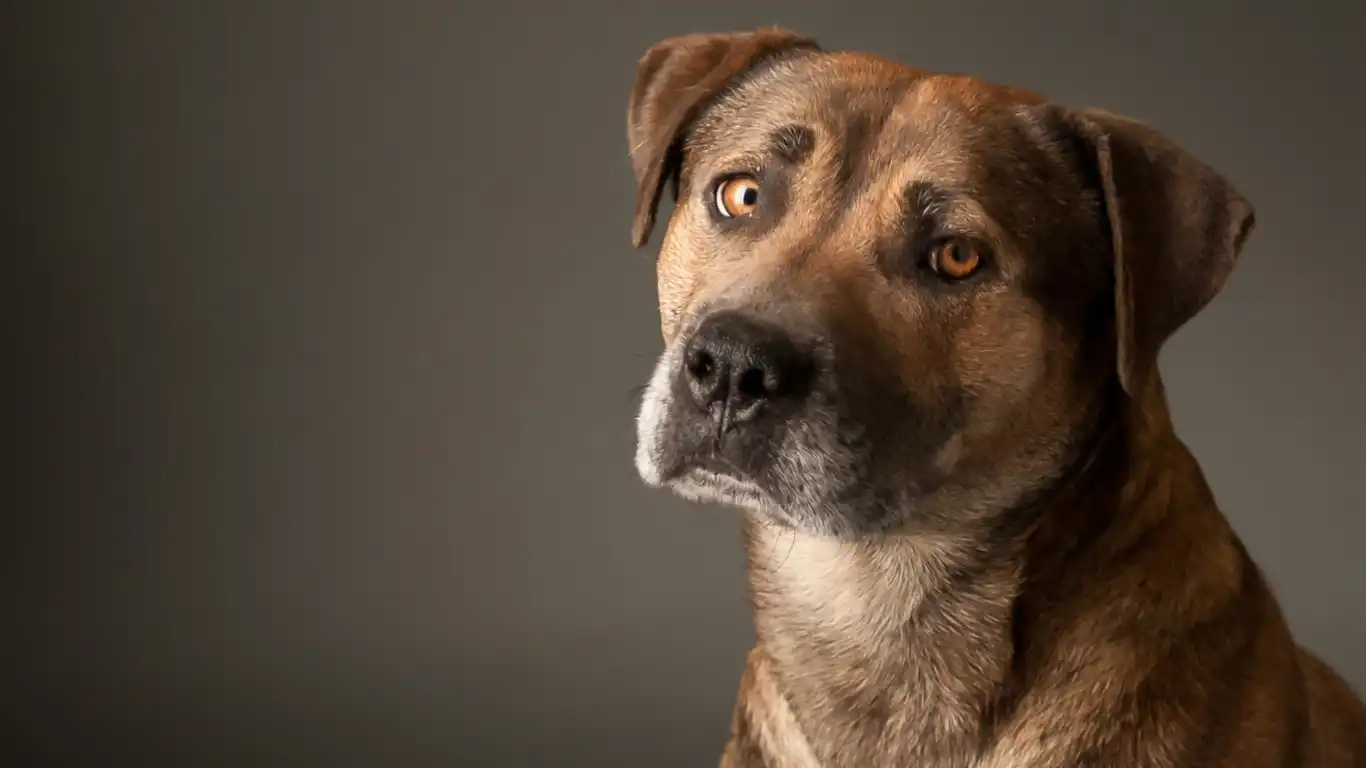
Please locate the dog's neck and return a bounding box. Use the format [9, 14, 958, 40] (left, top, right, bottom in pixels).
[740, 382, 1226, 764]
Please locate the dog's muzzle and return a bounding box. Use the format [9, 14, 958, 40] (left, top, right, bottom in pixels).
[635, 310, 819, 491]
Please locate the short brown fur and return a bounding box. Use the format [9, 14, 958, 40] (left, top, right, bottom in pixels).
[626, 29, 1366, 767]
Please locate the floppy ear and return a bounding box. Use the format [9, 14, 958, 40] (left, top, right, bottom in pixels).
[1065, 108, 1256, 398]
[627, 28, 819, 248]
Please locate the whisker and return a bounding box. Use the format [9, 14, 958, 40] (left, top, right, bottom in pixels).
[625, 383, 648, 409]
[776, 524, 799, 571]
[767, 518, 785, 560]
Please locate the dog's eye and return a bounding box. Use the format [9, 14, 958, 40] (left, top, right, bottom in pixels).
[715, 175, 761, 218]
[928, 238, 984, 280]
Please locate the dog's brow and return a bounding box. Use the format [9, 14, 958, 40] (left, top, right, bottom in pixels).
[766, 124, 815, 164]
[904, 181, 958, 221]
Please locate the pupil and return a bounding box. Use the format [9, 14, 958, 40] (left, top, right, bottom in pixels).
[741, 188, 757, 205]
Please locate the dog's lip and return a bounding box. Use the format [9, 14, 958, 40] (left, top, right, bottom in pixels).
[681, 464, 751, 487]
[659, 452, 753, 487]
[675, 465, 771, 501]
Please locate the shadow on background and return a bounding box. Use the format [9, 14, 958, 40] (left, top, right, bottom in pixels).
[7, 1, 1365, 765]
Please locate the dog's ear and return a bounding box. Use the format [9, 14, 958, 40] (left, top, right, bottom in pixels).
[627, 28, 818, 248]
[1063, 108, 1256, 398]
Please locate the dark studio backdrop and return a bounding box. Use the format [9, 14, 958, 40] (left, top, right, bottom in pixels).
[6, 1, 1365, 766]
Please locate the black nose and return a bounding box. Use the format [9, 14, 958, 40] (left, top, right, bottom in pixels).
[681, 311, 815, 425]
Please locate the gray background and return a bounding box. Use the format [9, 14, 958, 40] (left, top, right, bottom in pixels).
[7, 1, 1364, 765]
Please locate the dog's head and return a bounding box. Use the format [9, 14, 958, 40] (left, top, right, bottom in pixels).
[627, 29, 1254, 537]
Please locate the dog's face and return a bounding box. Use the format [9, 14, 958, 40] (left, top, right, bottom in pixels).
[627, 30, 1254, 537]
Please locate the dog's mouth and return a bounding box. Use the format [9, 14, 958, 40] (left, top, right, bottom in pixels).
[650, 440, 771, 493]
[671, 464, 766, 500]
[664, 464, 807, 524]
[656, 444, 745, 482]
[637, 388, 796, 511]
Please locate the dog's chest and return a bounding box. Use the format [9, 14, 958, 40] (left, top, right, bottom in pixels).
[746, 529, 1034, 768]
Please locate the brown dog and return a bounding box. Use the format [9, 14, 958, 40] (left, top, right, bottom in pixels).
[625, 28, 1366, 768]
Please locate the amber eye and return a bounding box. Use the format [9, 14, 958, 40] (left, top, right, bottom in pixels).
[928, 238, 984, 280]
[715, 175, 761, 218]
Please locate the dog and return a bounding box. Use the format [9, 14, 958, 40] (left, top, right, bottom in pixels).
[624, 27, 1366, 768]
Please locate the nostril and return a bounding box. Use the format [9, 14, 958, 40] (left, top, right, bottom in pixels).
[687, 349, 716, 380]
[738, 367, 770, 400]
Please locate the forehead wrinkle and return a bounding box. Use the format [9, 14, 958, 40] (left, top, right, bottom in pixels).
[696, 62, 824, 138]
[680, 56, 1031, 261]
[688, 55, 912, 176]
[683, 83, 830, 193]
[831, 80, 981, 233]
[774, 86, 910, 246]
[847, 80, 1043, 265]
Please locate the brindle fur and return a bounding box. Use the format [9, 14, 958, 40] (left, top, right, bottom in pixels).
[626, 28, 1366, 768]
